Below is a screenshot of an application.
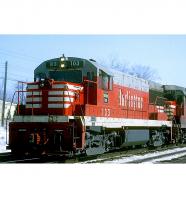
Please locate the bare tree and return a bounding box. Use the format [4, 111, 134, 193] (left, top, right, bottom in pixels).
[98, 56, 160, 81]
[0, 80, 20, 103]
[98, 55, 129, 73]
[129, 64, 160, 81]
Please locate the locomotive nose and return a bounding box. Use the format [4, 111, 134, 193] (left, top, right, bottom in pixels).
[25, 80, 83, 115]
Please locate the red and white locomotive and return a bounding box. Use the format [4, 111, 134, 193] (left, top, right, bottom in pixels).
[8, 55, 186, 155]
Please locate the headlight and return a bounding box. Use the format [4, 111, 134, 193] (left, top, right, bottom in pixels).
[61, 63, 65, 68]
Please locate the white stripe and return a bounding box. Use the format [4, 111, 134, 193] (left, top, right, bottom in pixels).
[156, 106, 164, 110]
[48, 97, 74, 102]
[52, 84, 66, 89]
[66, 84, 83, 91]
[48, 91, 75, 96]
[158, 110, 164, 113]
[48, 91, 64, 95]
[26, 97, 42, 102]
[27, 84, 39, 89]
[169, 105, 176, 109]
[26, 104, 41, 108]
[52, 83, 83, 91]
[165, 108, 174, 112]
[13, 115, 70, 123]
[63, 91, 75, 96]
[27, 84, 82, 91]
[84, 116, 172, 128]
[27, 91, 42, 96]
[13, 115, 172, 128]
[48, 104, 71, 108]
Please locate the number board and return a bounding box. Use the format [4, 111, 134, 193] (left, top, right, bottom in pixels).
[46, 61, 60, 69]
[65, 60, 83, 68]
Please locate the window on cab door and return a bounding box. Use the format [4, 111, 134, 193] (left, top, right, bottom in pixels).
[87, 72, 95, 81]
[99, 69, 113, 90]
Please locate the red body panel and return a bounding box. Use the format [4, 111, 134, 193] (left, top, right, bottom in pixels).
[85, 84, 149, 119]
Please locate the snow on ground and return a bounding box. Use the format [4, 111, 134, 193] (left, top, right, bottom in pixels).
[81, 148, 186, 164]
[0, 126, 10, 153]
[104, 147, 186, 164]
[143, 152, 186, 163]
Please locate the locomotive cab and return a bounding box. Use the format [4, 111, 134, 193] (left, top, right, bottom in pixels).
[34, 56, 98, 83]
[34, 56, 114, 106]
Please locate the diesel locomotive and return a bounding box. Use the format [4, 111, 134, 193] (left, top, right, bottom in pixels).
[8, 55, 186, 156]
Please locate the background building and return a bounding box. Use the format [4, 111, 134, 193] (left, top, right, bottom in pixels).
[0, 100, 16, 121]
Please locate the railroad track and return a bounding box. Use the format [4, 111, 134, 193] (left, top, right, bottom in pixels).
[104, 147, 186, 164]
[0, 152, 80, 163]
[80, 146, 186, 163]
[0, 152, 18, 163]
[126, 149, 186, 163]
[6, 157, 42, 163]
[0, 153, 67, 163]
[1, 145, 186, 163]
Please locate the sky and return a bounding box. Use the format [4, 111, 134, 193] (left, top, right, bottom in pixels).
[0, 35, 186, 96]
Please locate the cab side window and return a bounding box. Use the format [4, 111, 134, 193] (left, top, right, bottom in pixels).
[87, 72, 95, 81]
[99, 69, 113, 90]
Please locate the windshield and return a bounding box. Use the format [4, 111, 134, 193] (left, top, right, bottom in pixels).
[49, 70, 82, 83]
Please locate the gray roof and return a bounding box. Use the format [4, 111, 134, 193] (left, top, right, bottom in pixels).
[148, 81, 163, 92]
[90, 60, 149, 92]
[89, 60, 114, 76]
[110, 68, 149, 92]
[164, 85, 186, 96]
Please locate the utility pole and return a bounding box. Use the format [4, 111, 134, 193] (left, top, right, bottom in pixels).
[1, 61, 8, 127]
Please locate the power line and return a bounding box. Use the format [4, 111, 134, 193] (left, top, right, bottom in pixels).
[0, 77, 29, 82]
[0, 68, 33, 78]
[8, 73, 32, 79]
[0, 52, 41, 64]
[0, 48, 41, 59]
[11, 60, 40, 69]
[0, 48, 41, 62]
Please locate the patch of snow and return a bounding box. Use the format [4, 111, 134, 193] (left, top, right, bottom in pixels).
[80, 155, 128, 164]
[0, 126, 10, 153]
[144, 152, 186, 163]
[104, 147, 186, 163]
